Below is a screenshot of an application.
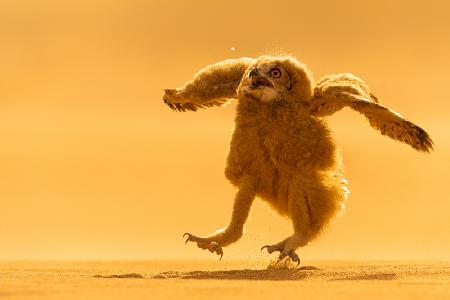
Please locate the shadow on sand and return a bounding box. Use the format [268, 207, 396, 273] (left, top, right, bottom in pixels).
[93, 265, 397, 281]
[152, 266, 320, 281]
[151, 268, 397, 281]
[94, 273, 144, 279]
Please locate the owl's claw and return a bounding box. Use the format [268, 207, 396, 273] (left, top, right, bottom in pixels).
[183, 233, 223, 260]
[261, 244, 283, 254]
[279, 250, 301, 267]
[261, 243, 301, 266]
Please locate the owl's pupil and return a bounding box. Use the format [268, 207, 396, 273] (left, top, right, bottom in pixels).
[270, 68, 281, 78]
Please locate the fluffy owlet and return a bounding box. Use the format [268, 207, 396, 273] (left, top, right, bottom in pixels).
[163, 55, 433, 264]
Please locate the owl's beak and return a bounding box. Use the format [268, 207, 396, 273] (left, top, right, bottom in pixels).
[250, 76, 273, 89]
[248, 67, 260, 78]
[248, 68, 273, 89]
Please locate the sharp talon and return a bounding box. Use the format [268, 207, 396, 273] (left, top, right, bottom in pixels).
[287, 250, 301, 267]
[182, 232, 224, 260]
[183, 233, 191, 244]
[261, 245, 268, 251]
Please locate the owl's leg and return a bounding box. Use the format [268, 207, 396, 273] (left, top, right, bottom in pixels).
[261, 182, 311, 265]
[184, 175, 256, 259]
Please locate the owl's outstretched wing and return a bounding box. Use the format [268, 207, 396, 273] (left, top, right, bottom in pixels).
[310, 73, 433, 152]
[163, 57, 254, 112]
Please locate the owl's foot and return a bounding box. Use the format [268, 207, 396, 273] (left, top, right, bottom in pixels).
[261, 242, 300, 266]
[183, 233, 223, 259]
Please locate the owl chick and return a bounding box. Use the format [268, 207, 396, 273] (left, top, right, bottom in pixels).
[163, 55, 433, 264]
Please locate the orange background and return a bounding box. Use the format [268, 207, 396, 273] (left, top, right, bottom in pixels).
[0, 0, 449, 260]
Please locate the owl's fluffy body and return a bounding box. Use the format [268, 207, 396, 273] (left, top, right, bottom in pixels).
[163, 55, 432, 262]
[226, 97, 346, 238]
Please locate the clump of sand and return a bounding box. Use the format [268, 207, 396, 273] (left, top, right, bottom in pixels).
[266, 258, 320, 270]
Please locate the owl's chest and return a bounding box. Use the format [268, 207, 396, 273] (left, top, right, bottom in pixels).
[260, 117, 313, 157]
[231, 113, 312, 161]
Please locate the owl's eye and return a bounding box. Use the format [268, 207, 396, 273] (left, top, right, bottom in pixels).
[269, 68, 282, 78]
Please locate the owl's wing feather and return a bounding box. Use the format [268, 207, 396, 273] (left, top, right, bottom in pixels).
[163, 57, 254, 112]
[310, 73, 433, 153]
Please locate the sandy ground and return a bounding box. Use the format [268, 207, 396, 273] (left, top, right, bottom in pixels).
[0, 260, 449, 300]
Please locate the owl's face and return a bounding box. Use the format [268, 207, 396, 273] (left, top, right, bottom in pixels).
[237, 56, 313, 104]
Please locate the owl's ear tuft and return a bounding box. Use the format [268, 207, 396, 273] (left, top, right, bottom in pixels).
[163, 57, 254, 112]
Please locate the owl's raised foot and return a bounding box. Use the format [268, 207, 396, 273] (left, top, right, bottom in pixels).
[183, 233, 223, 259]
[261, 243, 300, 266]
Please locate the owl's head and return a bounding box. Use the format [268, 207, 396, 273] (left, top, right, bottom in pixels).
[237, 56, 313, 103]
